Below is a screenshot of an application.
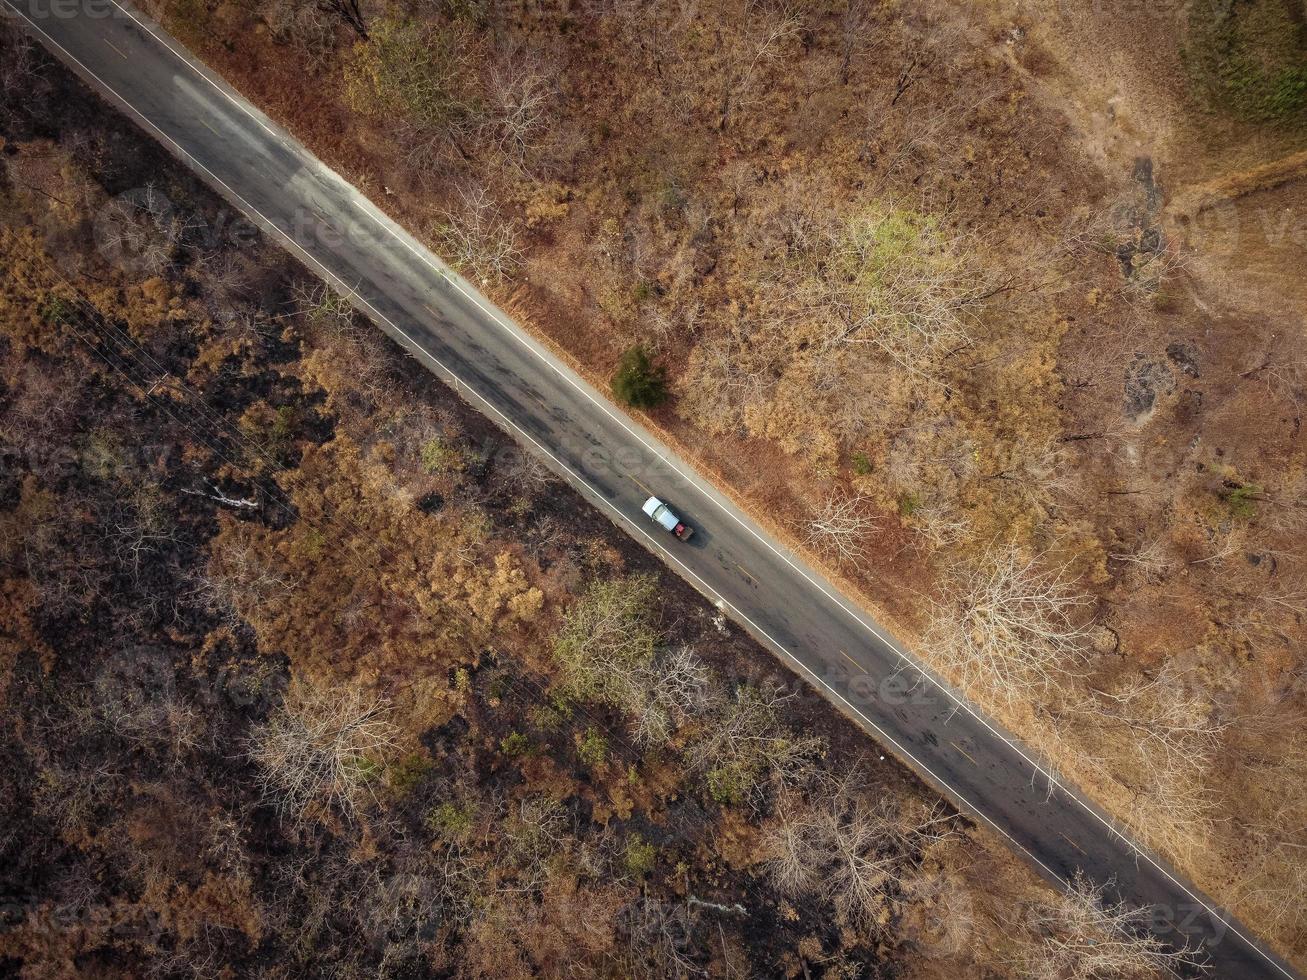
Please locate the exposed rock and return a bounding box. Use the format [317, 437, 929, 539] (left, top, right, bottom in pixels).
[1166, 340, 1201, 378]
[1123, 353, 1176, 422]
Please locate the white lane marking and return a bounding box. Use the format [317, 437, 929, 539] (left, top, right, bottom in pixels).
[25, 5, 1287, 970]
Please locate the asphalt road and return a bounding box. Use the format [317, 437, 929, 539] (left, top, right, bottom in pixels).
[6, 3, 1299, 975]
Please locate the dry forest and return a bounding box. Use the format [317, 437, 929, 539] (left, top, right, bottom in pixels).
[2, 0, 1306, 974]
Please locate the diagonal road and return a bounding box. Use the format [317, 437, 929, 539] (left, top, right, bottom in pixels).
[5, 2, 1298, 975]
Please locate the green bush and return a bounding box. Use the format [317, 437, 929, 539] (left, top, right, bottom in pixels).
[39, 295, 76, 326]
[576, 727, 608, 768]
[426, 801, 475, 840]
[387, 752, 432, 795]
[623, 834, 657, 877]
[611, 345, 669, 409]
[500, 731, 530, 757]
[344, 20, 474, 132]
[528, 702, 567, 732]
[706, 765, 748, 806]
[346, 756, 384, 783]
[1225, 482, 1263, 519]
[420, 436, 462, 473]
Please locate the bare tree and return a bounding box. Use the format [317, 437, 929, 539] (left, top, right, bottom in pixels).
[687, 684, 824, 800]
[1230, 732, 1307, 944]
[805, 490, 878, 568]
[435, 183, 522, 284]
[247, 680, 398, 825]
[0, 28, 44, 128]
[1080, 662, 1229, 774]
[263, 0, 342, 69]
[766, 771, 958, 931]
[1013, 872, 1208, 979]
[502, 445, 558, 497]
[554, 577, 709, 744]
[482, 54, 554, 166]
[929, 544, 1094, 704]
[627, 644, 711, 747]
[1109, 535, 1176, 584]
[191, 532, 297, 626]
[621, 896, 701, 978]
[1061, 194, 1187, 304]
[837, 0, 875, 84]
[716, 7, 802, 130]
[1065, 661, 1228, 849]
[92, 185, 187, 278]
[319, 0, 367, 38]
[679, 321, 784, 435]
[292, 277, 357, 336]
[800, 206, 994, 380]
[498, 796, 570, 895]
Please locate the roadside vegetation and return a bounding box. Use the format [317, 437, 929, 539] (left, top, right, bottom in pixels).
[0, 28, 1216, 977]
[9, 0, 1307, 969]
[128, 0, 1307, 965]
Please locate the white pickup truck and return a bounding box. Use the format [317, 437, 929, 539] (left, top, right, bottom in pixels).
[642, 496, 695, 542]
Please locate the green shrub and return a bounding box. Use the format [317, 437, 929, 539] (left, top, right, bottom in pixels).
[420, 436, 462, 473]
[344, 20, 475, 132]
[528, 702, 567, 732]
[1225, 482, 1263, 519]
[851, 451, 872, 475]
[39, 295, 76, 325]
[500, 731, 530, 757]
[426, 801, 475, 840]
[706, 765, 749, 806]
[347, 756, 384, 783]
[624, 834, 657, 877]
[388, 752, 432, 795]
[452, 666, 471, 692]
[899, 493, 921, 516]
[576, 727, 608, 768]
[611, 345, 669, 409]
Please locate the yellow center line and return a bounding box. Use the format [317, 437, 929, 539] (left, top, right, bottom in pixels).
[629, 475, 652, 496]
[839, 649, 860, 669]
[199, 118, 219, 136]
[950, 741, 980, 767]
[736, 563, 753, 580]
[424, 303, 439, 318]
[104, 38, 128, 59]
[1061, 832, 1086, 855]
